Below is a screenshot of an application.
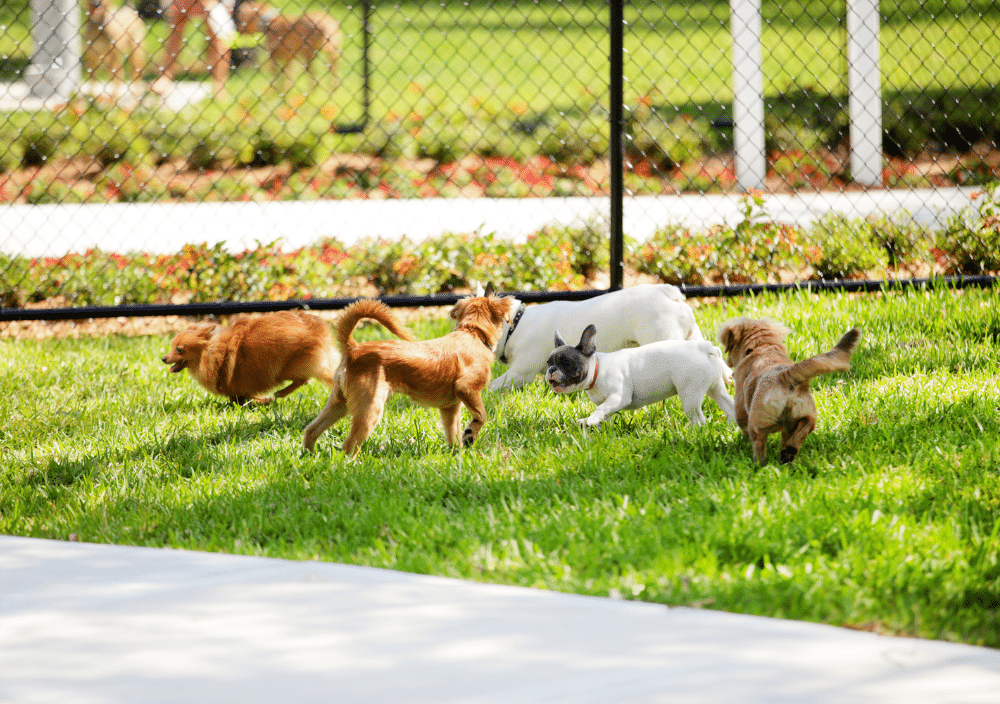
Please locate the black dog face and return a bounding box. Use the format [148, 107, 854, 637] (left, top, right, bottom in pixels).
[545, 324, 597, 393]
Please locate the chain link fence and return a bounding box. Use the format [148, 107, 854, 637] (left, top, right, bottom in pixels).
[1, 0, 998, 317]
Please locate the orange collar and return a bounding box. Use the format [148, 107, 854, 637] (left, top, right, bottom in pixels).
[585, 358, 599, 391]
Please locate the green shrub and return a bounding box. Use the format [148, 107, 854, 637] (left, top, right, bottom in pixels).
[866, 212, 932, 273]
[632, 225, 718, 285]
[627, 107, 712, 171]
[805, 213, 888, 280]
[935, 182, 1000, 275]
[18, 126, 58, 166]
[346, 237, 423, 294]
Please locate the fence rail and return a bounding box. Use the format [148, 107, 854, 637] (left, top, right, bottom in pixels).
[1, 0, 998, 319]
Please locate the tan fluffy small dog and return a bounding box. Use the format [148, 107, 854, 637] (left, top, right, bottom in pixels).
[303, 295, 515, 456]
[236, 2, 342, 90]
[162, 310, 336, 405]
[719, 318, 861, 464]
[83, 0, 147, 84]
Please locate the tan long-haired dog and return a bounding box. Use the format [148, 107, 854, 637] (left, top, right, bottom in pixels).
[162, 310, 336, 405]
[718, 318, 861, 464]
[236, 2, 342, 91]
[83, 0, 147, 84]
[303, 295, 515, 456]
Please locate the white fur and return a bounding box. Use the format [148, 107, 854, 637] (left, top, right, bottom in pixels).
[491, 284, 704, 391]
[550, 340, 737, 428]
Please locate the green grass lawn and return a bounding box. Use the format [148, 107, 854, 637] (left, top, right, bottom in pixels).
[2, 285, 999, 647]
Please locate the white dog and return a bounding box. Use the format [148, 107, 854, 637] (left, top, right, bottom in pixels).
[490, 284, 704, 391]
[545, 324, 736, 428]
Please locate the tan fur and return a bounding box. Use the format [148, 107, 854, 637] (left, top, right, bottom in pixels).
[236, 2, 342, 91]
[303, 295, 515, 456]
[83, 0, 147, 83]
[718, 317, 861, 464]
[161, 310, 336, 405]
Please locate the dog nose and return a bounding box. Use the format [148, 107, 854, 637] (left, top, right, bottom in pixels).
[160, 356, 168, 363]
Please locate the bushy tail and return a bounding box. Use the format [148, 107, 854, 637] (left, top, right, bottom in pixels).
[778, 328, 861, 387]
[336, 299, 416, 355]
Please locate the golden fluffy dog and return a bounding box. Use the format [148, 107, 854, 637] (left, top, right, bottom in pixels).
[162, 310, 336, 405]
[719, 318, 861, 464]
[83, 0, 147, 84]
[236, 1, 342, 90]
[303, 295, 515, 456]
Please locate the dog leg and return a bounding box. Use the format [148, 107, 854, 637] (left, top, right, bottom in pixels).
[302, 388, 348, 451]
[779, 416, 816, 464]
[274, 379, 307, 398]
[439, 404, 462, 446]
[342, 383, 388, 456]
[579, 390, 630, 428]
[456, 391, 487, 447]
[708, 381, 738, 424]
[750, 428, 769, 464]
[680, 396, 708, 426]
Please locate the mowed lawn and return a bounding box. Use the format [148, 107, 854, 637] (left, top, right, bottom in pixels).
[2, 285, 998, 648]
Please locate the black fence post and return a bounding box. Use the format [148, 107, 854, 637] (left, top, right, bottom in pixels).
[608, 0, 625, 291]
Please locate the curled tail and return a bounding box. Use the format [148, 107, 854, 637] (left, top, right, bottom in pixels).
[699, 340, 734, 384]
[336, 299, 416, 355]
[778, 328, 862, 387]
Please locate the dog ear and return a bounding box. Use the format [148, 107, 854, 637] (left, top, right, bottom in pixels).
[578, 324, 597, 356]
[718, 325, 733, 353]
[554, 329, 566, 348]
[196, 323, 217, 338]
[483, 282, 496, 297]
[718, 320, 740, 354]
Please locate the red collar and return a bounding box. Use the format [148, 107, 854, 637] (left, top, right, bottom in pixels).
[585, 358, 599, 391]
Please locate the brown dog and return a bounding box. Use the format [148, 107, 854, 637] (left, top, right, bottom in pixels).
[236, 1, 342, 91]
[83, 0, 147, 84]
[718, 318, 861, 464]
[302, 295, 515, 456]
[162, 310, 336, 405]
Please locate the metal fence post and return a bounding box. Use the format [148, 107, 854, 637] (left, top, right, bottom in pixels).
[24, 0, 81, 102]
[609, 0, 624, 290]
[847, 0, 884, 186]
[730, 0, 766, 191]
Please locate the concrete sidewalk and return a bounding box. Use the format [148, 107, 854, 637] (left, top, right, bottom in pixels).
[2, 535, 999, 704]
[1, 188, 979, 258]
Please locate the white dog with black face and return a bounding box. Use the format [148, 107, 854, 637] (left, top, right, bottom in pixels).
[491, 284, 704, 391]
[545, 324, 736, 429]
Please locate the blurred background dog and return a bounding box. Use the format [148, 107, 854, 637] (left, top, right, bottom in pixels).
[83, 0, 148, 85]
[236, 1, 342, 91]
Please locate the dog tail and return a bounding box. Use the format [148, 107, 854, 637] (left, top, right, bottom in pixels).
[699, 341, 734, 384]
[658, 283, 686, 302]
[777, 328, 861, 387]
[336, 299, 416, 355]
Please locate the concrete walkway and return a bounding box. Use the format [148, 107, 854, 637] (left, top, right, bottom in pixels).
[0, 187, 979, 258]
[2, 535, 998, 704]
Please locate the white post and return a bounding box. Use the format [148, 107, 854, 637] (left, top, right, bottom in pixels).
[729, 0, 766, 191]
[25, 0, 81, 102]
[846, 0, 883, 186]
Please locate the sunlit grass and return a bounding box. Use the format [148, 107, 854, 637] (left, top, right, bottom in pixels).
[1, 286, 998, 647]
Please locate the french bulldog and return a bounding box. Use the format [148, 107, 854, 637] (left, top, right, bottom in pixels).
[545, 324, 736, 429]
[491, 284, 704, 392]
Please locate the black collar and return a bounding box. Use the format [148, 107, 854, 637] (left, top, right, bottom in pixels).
[497, 301, 525, 364]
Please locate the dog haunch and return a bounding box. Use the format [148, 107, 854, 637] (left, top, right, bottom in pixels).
[719, 317, 861, 464]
